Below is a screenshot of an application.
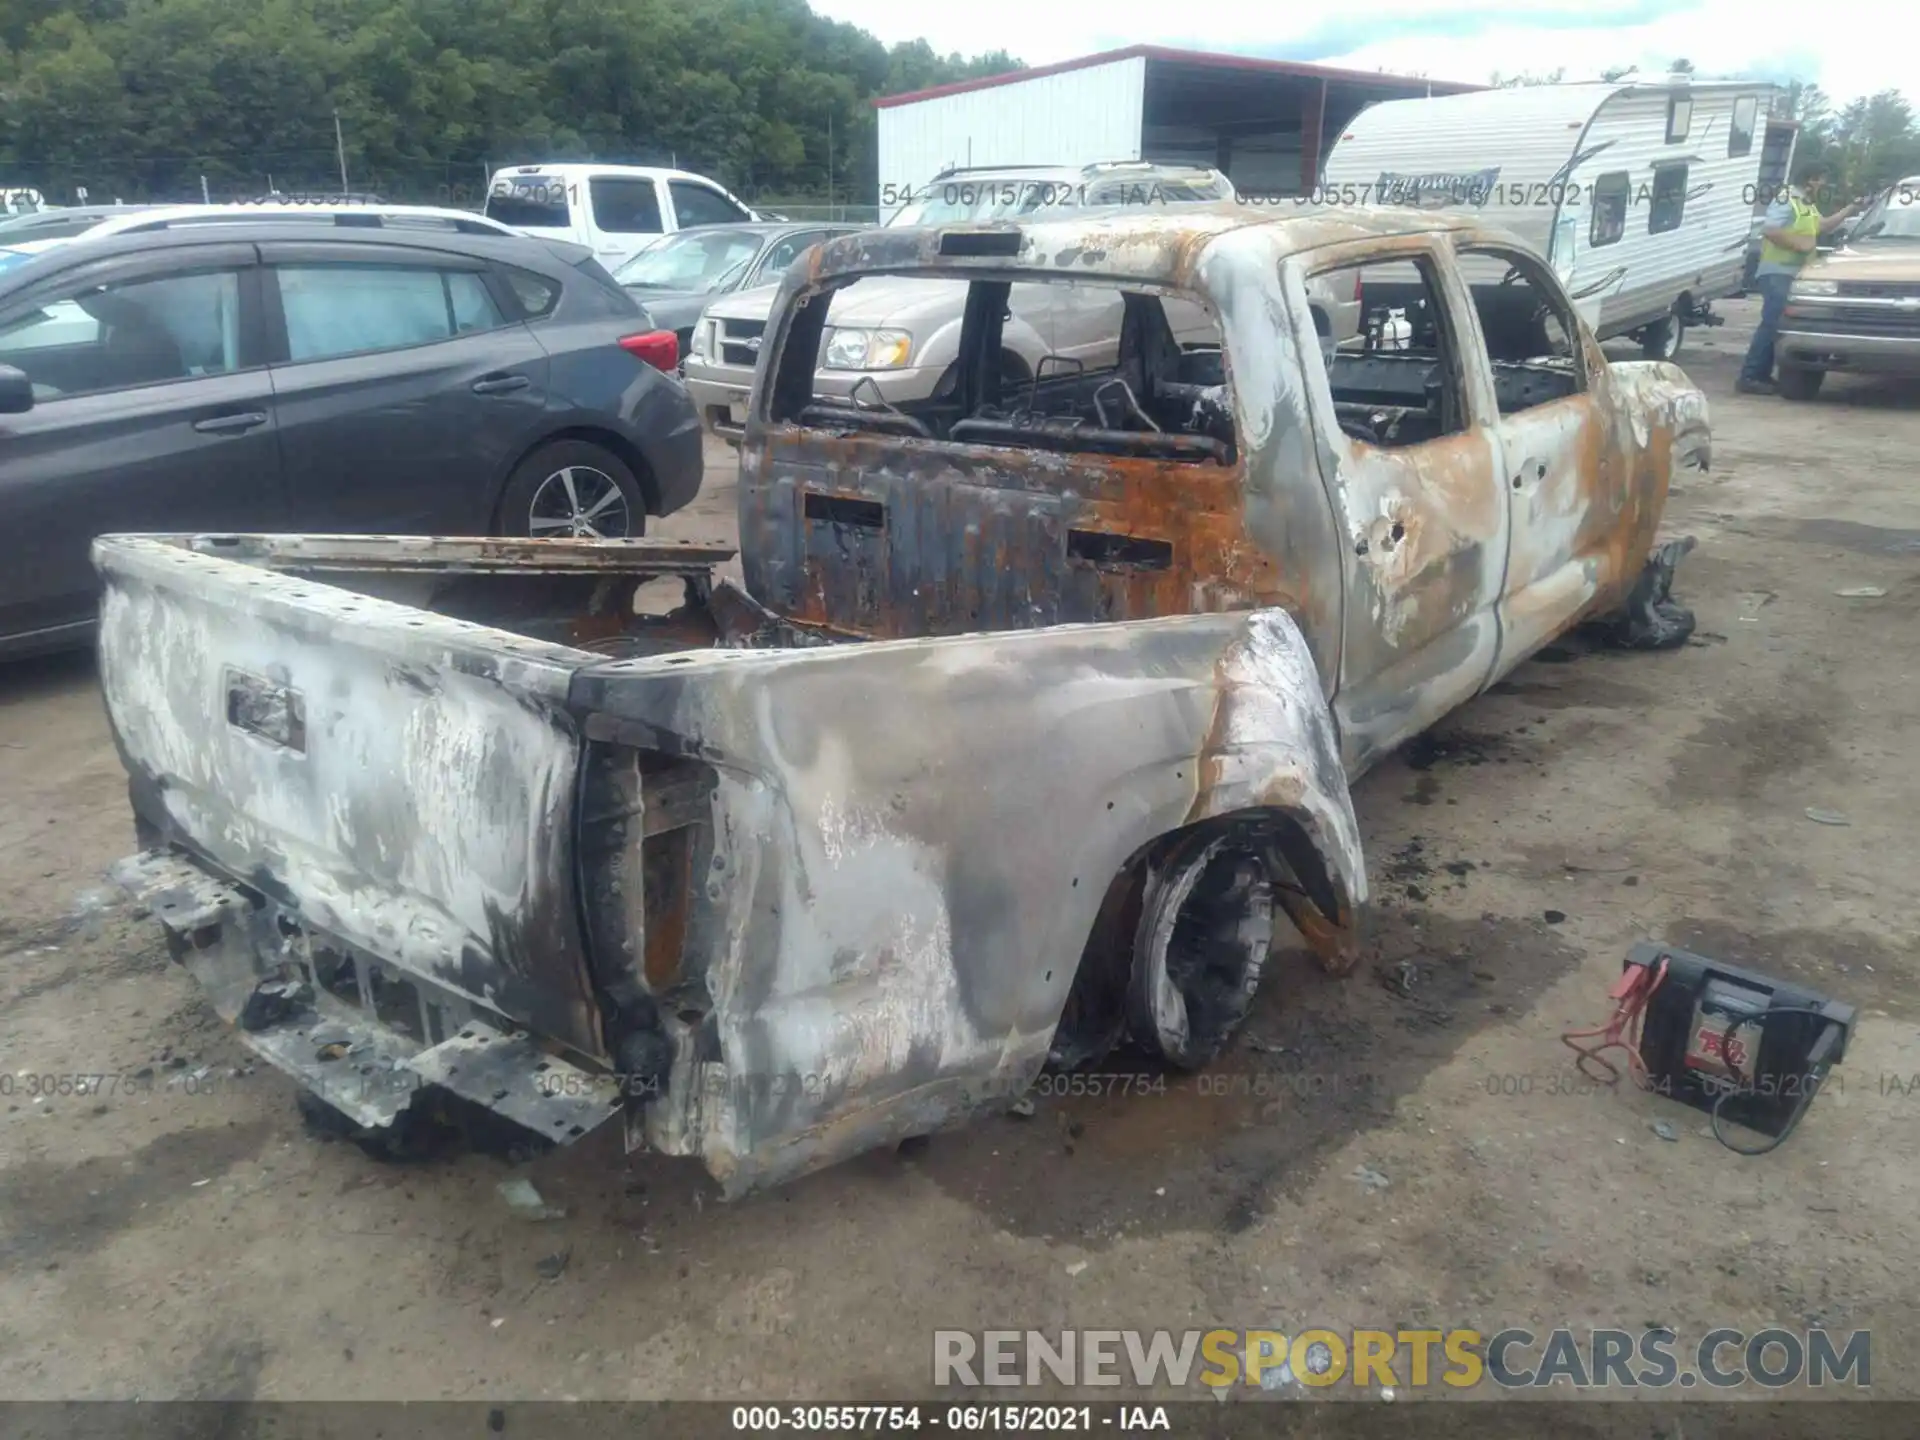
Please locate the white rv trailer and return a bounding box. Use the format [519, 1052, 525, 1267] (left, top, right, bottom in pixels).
[1319, 79, 1783, 357]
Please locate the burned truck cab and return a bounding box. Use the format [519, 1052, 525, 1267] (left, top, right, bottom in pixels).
[733, 212, 1351, 693]
[731, 210, 1703, 781]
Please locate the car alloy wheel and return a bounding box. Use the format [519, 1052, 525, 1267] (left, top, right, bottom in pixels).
[527, 465, 631, 538]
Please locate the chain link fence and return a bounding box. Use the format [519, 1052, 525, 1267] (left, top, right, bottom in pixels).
[745, 199, 880, 224]
[3, 156, 502, 209]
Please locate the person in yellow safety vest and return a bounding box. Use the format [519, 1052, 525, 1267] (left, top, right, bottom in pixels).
[1738, 161, 1863, 394]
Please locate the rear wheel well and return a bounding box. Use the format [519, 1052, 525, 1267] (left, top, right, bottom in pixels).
[493, 428, 659, 528]
[1047, 807, 1356, 1073]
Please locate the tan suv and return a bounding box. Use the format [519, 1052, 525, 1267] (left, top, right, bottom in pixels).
[1775, 183, 1920, 399]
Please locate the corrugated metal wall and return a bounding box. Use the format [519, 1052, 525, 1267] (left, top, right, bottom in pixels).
[876, 58, 1147, 221]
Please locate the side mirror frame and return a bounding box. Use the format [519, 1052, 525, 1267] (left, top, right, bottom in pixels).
[0, 363, 33, 415]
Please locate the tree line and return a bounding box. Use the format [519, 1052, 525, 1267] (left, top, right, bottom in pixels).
[10, 6, 1913, 214]
[1781, 84, 1920, 200]
[0, 0, 1022, 205]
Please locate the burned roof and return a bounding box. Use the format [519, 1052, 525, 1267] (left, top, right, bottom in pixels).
[804, 203, 1496, 289]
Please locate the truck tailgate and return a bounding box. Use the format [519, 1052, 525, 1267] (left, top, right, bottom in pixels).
[94, 535, 607, 1060]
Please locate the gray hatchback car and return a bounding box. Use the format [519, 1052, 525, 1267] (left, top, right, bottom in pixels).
[0, 222, 702, 658]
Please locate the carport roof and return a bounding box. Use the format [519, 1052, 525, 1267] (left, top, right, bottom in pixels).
[873, 44, 1482, 109]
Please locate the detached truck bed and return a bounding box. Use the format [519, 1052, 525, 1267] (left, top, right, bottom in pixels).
[96, 532, 1365, 1197]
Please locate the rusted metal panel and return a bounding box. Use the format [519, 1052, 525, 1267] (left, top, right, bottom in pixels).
[742, 219, 1359, 694]
[171, 533, 736, 575]
[1486, 361, 1707, 690]
[740, 434, 1300, 640]
[113, 846, 626, 1141]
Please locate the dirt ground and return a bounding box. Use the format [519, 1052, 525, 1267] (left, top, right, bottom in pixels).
[3, 300, 1918, 1409]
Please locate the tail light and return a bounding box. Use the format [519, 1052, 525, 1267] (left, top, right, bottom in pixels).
[1352, 269, 1363, 302]
[619, 330, 679, 372]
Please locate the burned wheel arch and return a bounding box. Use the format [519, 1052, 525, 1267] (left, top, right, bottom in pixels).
[563, 603, 1366, 1197]
[1049, 804, 1365, 1075]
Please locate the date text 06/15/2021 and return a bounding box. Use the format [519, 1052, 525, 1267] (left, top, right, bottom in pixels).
[877, 179, 1900, 212]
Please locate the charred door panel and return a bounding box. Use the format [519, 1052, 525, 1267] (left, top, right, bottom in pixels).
[1326, 428, 1507, 772]
[1451, 241, 1652, 686]
[1485, 390, 1618, 674]
[739, 431, 1295, 639]
[1285, 245, 1509, 777]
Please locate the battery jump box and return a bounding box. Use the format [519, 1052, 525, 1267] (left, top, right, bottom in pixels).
[1625, 941, 1856, 1153]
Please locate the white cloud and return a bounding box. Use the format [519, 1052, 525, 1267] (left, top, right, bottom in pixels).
[816, 0, 1898, 104]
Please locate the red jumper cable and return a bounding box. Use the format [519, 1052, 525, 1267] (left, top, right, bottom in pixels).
[1561, 954, 1670, 1087]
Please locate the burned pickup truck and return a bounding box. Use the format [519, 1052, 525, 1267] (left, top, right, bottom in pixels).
[100, 207, 1709, 1198]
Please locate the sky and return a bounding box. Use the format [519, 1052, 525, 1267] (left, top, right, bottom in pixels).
[814, 0, 1901, 105]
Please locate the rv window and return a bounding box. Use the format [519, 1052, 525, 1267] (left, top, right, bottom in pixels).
[1590, 173, 1629, 248]
[1729, 96, 1757, 158]
[1667, 95, 1692, 144]
[1456, 245, 1585, 416]
[1649, 165, 1689, 235]
[1307, 256, 1466, 450]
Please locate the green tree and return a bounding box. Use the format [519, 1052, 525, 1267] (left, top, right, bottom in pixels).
[0, 0, 1024, 204]
[1824, 90, 1920, 195]
[1490, 67, 1566, 88]
[1779, 84, 1920, 197]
